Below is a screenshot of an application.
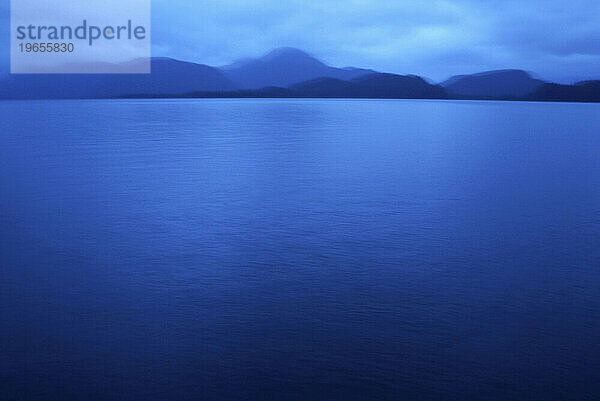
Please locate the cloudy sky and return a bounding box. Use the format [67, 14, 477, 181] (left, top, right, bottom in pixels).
[2, 0, 600, 82]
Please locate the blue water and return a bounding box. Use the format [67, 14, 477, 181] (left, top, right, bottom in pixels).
[1, 99, 599, 401]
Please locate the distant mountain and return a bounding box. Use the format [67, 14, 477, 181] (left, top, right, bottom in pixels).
[1, 48, 599, 102]
[290, 78, 356, 97]
[442, 69, 544, 98]
[290, 73, 446, 98]
[127, 73, 446, 100]
[530, 81, 600, 102]
[0, 58, 235, 99]
[222, 47, 373, 89]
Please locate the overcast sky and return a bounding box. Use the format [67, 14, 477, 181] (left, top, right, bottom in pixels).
[2, 0, 600, 82]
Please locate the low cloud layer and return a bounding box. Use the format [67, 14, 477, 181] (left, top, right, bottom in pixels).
[3, 0, 599, 82]
[150, 0, 600, 83]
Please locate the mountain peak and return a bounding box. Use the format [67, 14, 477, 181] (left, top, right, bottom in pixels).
[262, 47, 315, 60]
[223, 47, 369, 89]
[258, 47, 325, 67]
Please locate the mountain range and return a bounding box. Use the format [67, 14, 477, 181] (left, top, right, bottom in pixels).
[0, 47, 598, 102]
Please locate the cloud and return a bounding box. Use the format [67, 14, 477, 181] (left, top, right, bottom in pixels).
[148, 0, 600, 82]
[1, 0, 599, 82]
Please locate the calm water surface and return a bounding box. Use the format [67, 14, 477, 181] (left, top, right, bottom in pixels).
[1, 99, 599, 400]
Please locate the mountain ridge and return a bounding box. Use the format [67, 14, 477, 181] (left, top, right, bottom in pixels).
[222, 47, 375, 89]
[0, 58, 235, 99]
[1, 48, 599, 102]
[442, 69, 545, 98]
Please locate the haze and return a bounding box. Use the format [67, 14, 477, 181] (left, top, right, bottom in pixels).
[1, 0, 599, 83]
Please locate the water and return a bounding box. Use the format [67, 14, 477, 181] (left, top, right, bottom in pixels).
[1, 99, 599, 401]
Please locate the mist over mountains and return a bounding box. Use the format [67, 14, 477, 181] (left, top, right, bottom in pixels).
[222, 47, 374, 89]
[1, 47, 598, 102]
[0, 58, 235, 99]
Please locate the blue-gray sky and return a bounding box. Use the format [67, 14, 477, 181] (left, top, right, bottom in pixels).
[3, 0, 600, 82]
